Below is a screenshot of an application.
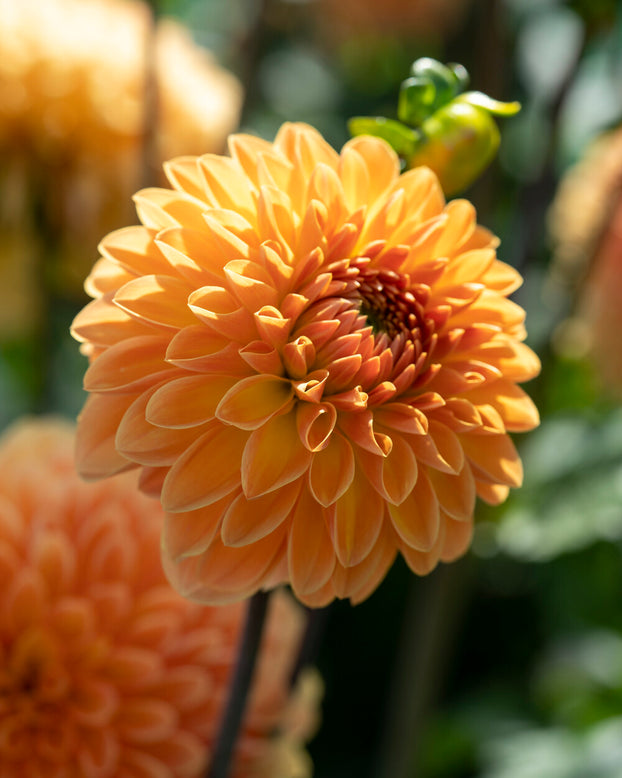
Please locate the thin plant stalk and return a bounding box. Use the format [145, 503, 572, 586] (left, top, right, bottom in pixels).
[207, 590, 271, 778]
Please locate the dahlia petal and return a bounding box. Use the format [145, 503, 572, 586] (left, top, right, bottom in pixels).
[229, 132, 293, 191]
[76, 392, 137, 479]
[254, 305, 293, 348]
[166, 325, 249, 375]
[134, 187, 208, 232]
[388, 468, 440, 551]
[116, 387, 200, 467]
[433, 398, 482, 433]
[163, 156, 208, 201]
[467, 380, 540, 432]
[257, 185, 297, 254]
[433, 199, 476, 256]
[105, 646, 161, 688]
[114, 275, 196, 330]
[475, 340, 542, 382]
[409, 425, 460, 475]
[342, 135, 399, 208]
[203, 209, 260, 256]
[427, 419, 464, 473]
[146, 374, 238, 428]
[357, 430, 418, 505]
[197, 154, 256, 216]
[462, 433, 523, 487]
[374, 403, 428, 434]
[338, 144, 370, 212]
[169, 523, 287, 597]
[117, 748, 170, 778]
[308, 431, 355, 506]
[241, 411, 312, 499]
[307, 164, 348, 232]
[147, 732, 206, 774]
[161, 423, 247, 512]
[163, 497, 231, 561]
[77, 728, 120, 777]
[296, 402, 337, 452]
[282, 336, 316, 379]
[83, 335, 174, 393]
[326, 469, 384, 567]
[71, 296, 154, 347]
[153, 668, 211, 711]
[221, 479, 300, 547]
[450, 290, 526, 330]
[32, 533, 75, 598]
[475, 480, 510, 505]
[217, 375, 293, 430]
[99, 226, 170, 277]
[331, 523, 396, 601]
[288, 487, 336, 596]
[117, 699, 177, 743]
[440, 515, 474, 562]
[53, 598, 94, 643]
[85, 257, 137, 298]
[427, 462, 476, 521]
[338, 411, 391, 456]
[398, 515, 445, 576]
[188, 286, 257, 342]
[70, 677, 118, 726]
[484, 259, 524, 295]
[155, 228, 226, 287]
[138, 466, 168, 497]
[224, 258, 279, 310]
[239, 340, 284, 375]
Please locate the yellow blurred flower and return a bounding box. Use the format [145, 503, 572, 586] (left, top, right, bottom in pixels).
[0, 0, 242, 333]
[72, 122, 540, 608]
[0, 417, 319, 778]
[548, 126, 622, 394]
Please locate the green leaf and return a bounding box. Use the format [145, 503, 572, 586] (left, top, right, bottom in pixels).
[347, 116, 419, 157]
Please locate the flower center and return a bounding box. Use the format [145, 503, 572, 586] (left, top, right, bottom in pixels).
[335, 255, 429, 342]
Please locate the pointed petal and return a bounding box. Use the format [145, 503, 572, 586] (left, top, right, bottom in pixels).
[241, 411, 312, 498]
[146, 374, 238, 428]
[388, 468, 440, 551]
[220, 479, 300, 547]
[356, 430, 418, 505]
[461, 433, 523, 487]
[426, 463, 476, 521]
[113, 275, 195, 330]
[83, 336, 174, 393]
[75, 393, 138, 479]
[216, 375, 293, 430]
[440, 516, 474, 562]
[162, 496, 232, 561]
[308, 431, 355, 507]
[161, 422, 247, 512]
[326, 469, 385, 567]
[288, 487, 336, 596]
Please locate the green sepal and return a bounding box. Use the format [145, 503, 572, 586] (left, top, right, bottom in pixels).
[347, 116, 419, 157]
[457, 91, 522, 117]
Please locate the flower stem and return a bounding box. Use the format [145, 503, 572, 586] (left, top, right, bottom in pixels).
[207, 590, 270, 778]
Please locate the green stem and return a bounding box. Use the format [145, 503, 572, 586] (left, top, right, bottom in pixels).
[207, 591, 271, 778]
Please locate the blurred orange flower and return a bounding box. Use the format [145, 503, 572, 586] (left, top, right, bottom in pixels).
[0, 0, 242, 332]
[72, 122, 540, 608]
[0, 418, 320, 777]
[548, 126, 622, 395]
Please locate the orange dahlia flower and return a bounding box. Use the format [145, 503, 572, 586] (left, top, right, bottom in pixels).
[0, 418, 320, 777]
[71, 122, 540, 607]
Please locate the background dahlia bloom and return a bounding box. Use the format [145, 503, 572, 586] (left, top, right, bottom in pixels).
[548, 126, 622, 396]
[0, 419, 319, 778]
[0, 0, 242, 321]
[72, 122, 540, 607]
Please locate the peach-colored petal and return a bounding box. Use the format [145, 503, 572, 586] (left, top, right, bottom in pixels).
[161, 422, 247, 512]
[426, 463, 476, 521]
[114, 275, 196, 330]
[146, 374, 238, 428]
[356, 430, 418, 505]
[216, 375, 293, 430]
[84, 335, 175, 393]
[462, 432, 523, 487]
[76, 392, 138, 479]
[241, 411, 312, 499]
[163, 497, 232, 561]
[220, 479, 301, 547]
[308, 431, 355, 507]
[288, 487, 336, 597]
[388, 468, 440, 551]
[326, 470, 384, 567]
